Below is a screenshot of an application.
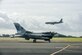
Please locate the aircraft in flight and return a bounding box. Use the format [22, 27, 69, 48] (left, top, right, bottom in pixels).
[45, 19, 63, 25]
[14, 23, 56, 43]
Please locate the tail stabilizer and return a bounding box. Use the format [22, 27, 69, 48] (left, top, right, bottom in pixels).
[14, 23, 26, 34]
[59, 19, 63, 23]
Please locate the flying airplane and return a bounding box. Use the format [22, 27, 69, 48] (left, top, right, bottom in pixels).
[14, 23, 56, 43]
[45, 19, 63, 25]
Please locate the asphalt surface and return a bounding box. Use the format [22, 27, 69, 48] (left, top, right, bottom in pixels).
[55, 43, 82, 55]
[0, 41, 82, 55]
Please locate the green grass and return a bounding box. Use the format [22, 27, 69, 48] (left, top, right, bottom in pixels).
[0, 37, 82, 42]
[52, 38, 82, 42]
[0, 37, 27, 42]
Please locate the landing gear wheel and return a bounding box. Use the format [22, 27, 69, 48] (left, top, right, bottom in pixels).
[48, 39, 51, 43]
[33, 39, 36, 43]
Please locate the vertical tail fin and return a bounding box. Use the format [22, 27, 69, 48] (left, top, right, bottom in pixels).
[14, 23, 26, 34]
[60, 19, 63, 23]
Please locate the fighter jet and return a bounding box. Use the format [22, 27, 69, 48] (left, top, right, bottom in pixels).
[45, 19, 63, 25]
[14, 23, 56, 43]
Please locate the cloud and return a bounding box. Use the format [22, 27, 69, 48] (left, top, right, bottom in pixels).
[0, 12, 9, 21]
[0, 11, 18, 29]
[0, 0, 82, 36]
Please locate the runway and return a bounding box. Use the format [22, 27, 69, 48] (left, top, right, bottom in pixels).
[0, 41, 82, 55]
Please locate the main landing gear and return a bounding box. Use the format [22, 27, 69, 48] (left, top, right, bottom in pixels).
[45, 39, 51, 43]
[33, 39, 36, 43]
[48, 39, 51, 43]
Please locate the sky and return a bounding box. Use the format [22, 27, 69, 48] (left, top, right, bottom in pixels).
[0, 0, 82, 36]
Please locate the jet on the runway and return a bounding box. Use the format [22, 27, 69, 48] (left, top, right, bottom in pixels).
[45, 19, 63, 25]
[14, 23, 56, 43]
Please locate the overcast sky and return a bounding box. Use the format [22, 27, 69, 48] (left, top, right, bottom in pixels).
[0, 0, 82, 36]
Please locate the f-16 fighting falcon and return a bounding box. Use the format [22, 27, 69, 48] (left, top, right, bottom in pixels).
[14, 23, 56, 43]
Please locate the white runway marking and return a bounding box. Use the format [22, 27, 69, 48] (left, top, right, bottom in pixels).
[50, 45, 71, 55]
